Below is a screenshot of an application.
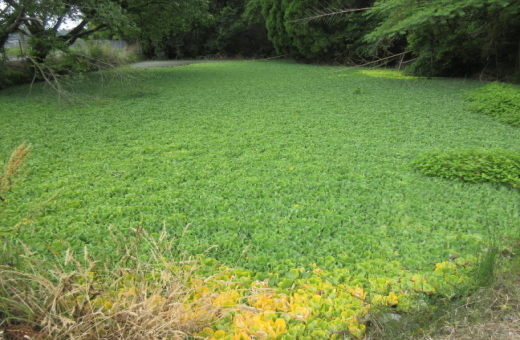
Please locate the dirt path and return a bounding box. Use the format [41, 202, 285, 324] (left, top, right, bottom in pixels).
[129, 60, 233, 69]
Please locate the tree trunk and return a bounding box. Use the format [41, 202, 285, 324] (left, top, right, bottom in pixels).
[517, 38, 520, 72]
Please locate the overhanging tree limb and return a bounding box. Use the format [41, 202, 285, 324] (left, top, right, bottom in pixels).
[67, 24, 108, 45]
[291, 7, 373, 23]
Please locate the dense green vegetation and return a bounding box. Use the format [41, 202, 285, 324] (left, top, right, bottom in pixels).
[366, 0, 520, 79]
[150, 0, 273, 59]
[260, 0, 374, 62]
[2, 62, 519, 272]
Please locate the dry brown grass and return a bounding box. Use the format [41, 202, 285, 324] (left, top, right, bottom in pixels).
[0, 228, 246, 340]
[430, 272, 520, 340]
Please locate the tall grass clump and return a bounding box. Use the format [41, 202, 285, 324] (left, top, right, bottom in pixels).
[47, 40, 140, 78]
[66, 40, 139, 70]
[0, 142, 30, 202]
[474, 243, 500, 288]
[0, 227, 243, 340]
[412, 149, 520, 189]
[466, 82, 520, 127]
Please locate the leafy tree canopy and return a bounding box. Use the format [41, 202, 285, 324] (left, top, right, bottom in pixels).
[367, 0, 519, 42]
[366, 0, 520, 77]
[260, 0, 375, 62]
[0, 0, 208, 61]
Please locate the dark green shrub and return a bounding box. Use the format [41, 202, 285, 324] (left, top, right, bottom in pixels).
[466, 82, 520, 128]
[0, 65, 33, 89]
[412, 149, 520, 188]
[4, 68, 32, 84]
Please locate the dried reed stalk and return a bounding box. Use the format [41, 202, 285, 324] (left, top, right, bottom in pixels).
[0, 142, 31, 200]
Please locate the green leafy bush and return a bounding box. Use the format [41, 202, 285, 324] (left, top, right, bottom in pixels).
[466, 82, 520, 128]
[412, 149, 520, 188]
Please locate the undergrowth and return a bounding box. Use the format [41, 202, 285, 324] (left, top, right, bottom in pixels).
[2, 47, 21, 59]
[366, 237, 520, 340]
[1, 40, 141, 94]
[0, 62, 33, 89]
[466, 82, 520, 127]
[54, 41, 140, 75]
[412, 149, 520, 189]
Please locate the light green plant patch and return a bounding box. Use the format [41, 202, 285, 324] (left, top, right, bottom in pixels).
[167, 254, 477, 339]
[185, 61, 231, 68]
[357, 69, 424, 79]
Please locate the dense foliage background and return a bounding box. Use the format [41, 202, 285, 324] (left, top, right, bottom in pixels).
[260, 0, 375, 62]
[1, 0, 520, 79]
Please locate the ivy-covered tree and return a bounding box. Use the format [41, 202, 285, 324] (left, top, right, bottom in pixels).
[122, 0, 209, 57]
[206, 0, 272, 57]
[260, 0, 375, 62]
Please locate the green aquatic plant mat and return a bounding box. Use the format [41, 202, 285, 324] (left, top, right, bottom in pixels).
[1, 61, 519, 280]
